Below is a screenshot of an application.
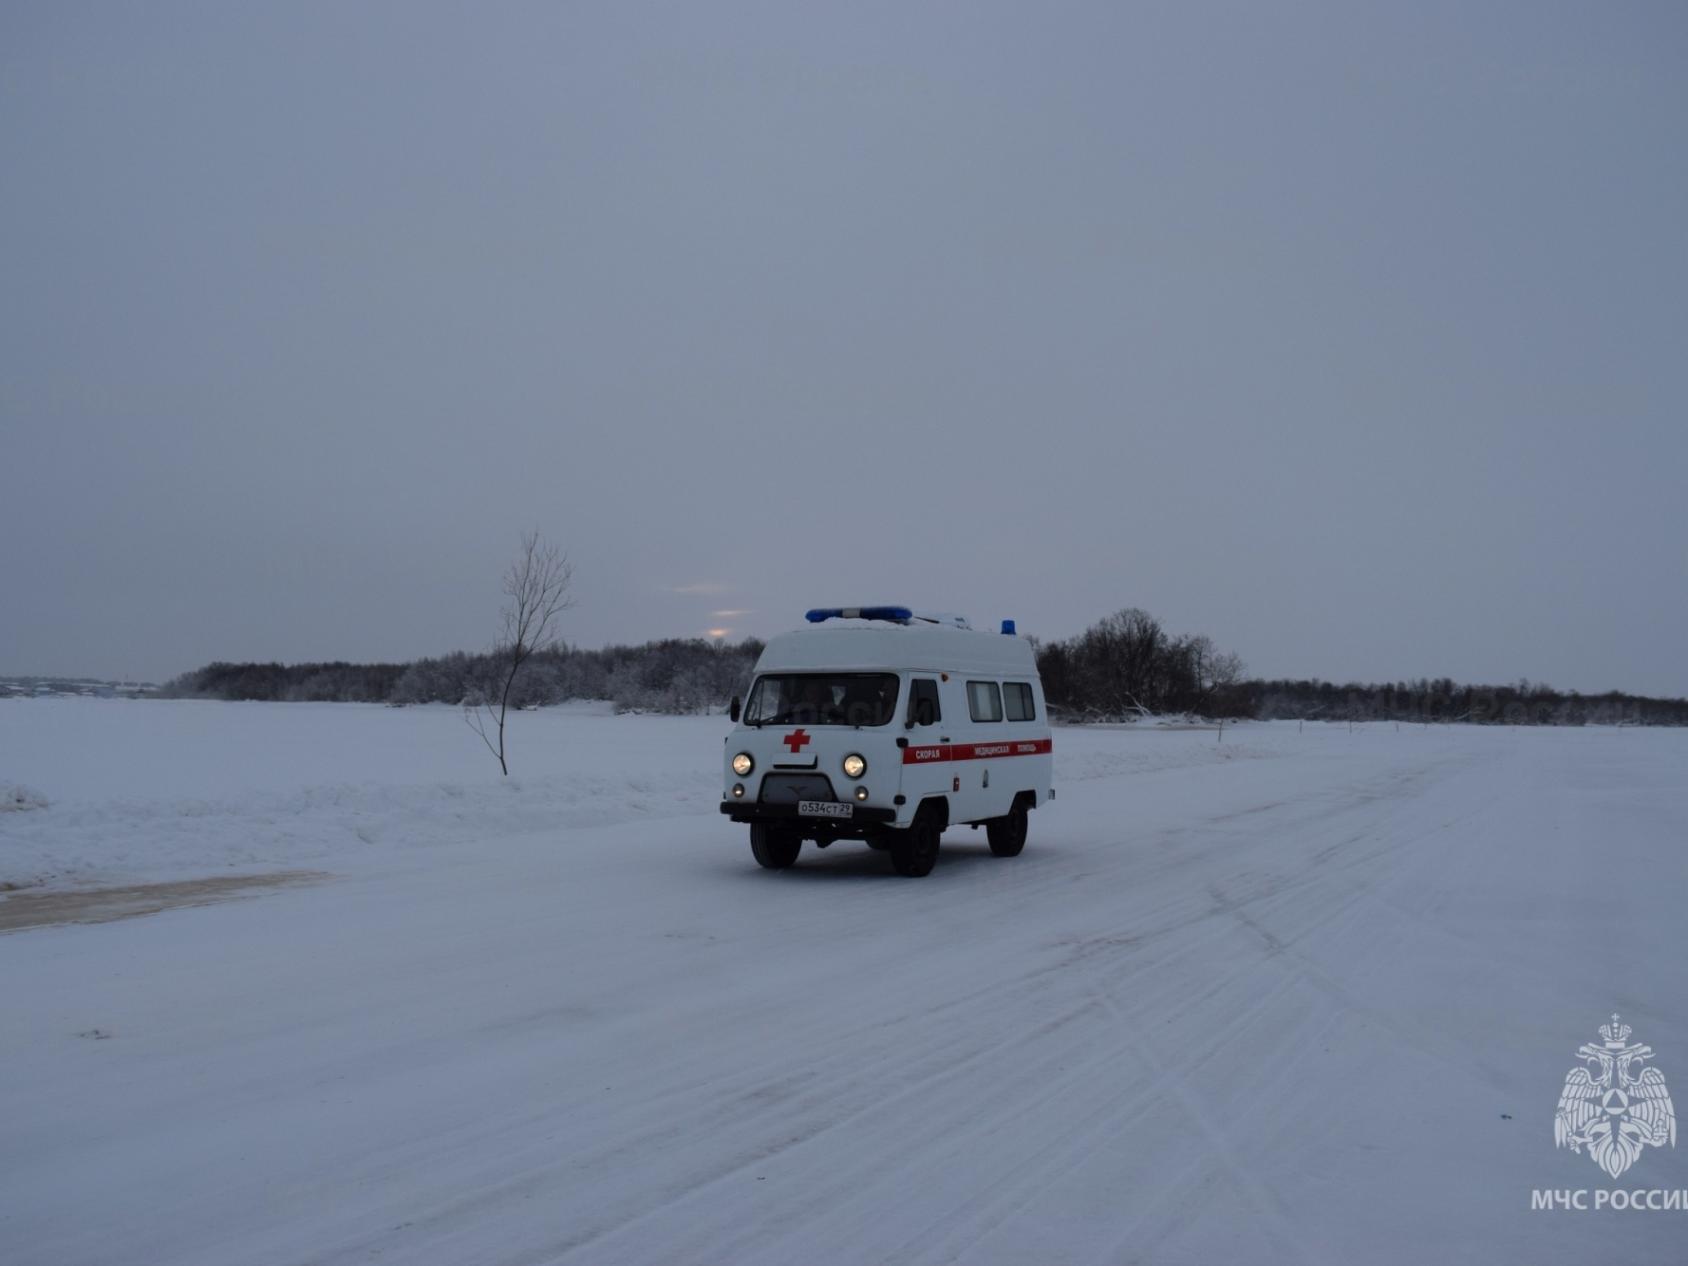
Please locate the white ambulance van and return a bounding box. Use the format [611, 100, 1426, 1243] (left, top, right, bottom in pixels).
[720, 606, 1054, 877]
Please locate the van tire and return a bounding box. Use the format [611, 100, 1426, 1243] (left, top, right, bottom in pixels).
[750, 823, 801, 870]
[889, 811, 941, 878]
[986, 800, 1029, 858]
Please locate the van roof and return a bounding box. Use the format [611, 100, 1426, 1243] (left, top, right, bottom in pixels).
[755, 620, 1038, 677]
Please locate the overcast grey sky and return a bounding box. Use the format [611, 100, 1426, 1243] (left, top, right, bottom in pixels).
[3, 2, 1684, 693]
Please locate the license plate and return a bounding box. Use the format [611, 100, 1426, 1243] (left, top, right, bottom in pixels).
[798, 800, 853, 819]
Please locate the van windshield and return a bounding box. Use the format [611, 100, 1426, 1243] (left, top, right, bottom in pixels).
[744, 673, 900, 728]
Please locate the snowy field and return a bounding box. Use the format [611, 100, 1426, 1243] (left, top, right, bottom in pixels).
[3, 699, 1686, 1264]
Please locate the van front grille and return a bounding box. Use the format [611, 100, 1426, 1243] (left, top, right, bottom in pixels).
[759, 773, 837, 805]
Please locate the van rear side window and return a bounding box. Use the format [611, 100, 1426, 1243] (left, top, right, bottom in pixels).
[966, 681, 1003, 723]
[1003, 682, 1036, 721]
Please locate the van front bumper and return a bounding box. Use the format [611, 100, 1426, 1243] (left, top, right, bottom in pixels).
[719, 801, 897, 827]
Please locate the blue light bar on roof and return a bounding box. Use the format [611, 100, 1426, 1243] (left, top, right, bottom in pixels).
[805, 606, 914, 624]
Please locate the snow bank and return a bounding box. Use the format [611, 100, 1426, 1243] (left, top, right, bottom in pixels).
[1, 784, 49, 813]
[0, 699, 725, 889]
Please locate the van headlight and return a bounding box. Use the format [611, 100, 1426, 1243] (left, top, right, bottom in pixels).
[842, 753, 866, 778]
[732, 752, 754, 777]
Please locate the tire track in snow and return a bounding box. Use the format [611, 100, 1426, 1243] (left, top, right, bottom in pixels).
[538, 759, 1477, 1265]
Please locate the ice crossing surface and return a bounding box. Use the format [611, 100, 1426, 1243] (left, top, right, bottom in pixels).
[3, 701, 1684, 1263]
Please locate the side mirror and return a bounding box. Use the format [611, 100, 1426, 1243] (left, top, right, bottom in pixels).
[729, 695, 741, 723]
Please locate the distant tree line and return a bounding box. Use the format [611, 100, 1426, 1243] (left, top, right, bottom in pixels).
[1035, 608, 1246, 720]
[1234, 676, 1688, 727]
[162, 661, 410, 704]
[163, 638, 765, 715]
[1035, 608, 1688, 726]
[162, 609, 1688, 726]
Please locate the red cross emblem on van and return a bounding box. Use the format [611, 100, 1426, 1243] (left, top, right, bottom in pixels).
[783, 728, 812, 754]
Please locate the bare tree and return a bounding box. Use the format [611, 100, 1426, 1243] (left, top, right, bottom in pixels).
[464, 531, 574, 774]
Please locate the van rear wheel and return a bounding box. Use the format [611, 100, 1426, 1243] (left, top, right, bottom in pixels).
[986, 800, 1029, 858]
[889, 812, 941, 878]
[750, 823, 801, 870]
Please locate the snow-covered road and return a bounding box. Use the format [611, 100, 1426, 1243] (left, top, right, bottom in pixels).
[4, 705, 1685, 1263]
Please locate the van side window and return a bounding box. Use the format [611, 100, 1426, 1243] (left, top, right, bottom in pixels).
[1003, 681, 1036, 722]
[966, 680, 1003, 723]
[907, 678, 941, 727]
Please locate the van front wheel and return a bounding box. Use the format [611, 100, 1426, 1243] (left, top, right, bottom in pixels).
[889, 812, 941, 878]
[750, 823, 801, 870]
[986, 801, 1029, 858]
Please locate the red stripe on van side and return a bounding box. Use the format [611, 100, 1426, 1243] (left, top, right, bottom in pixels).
[901, 738, 1052, 764]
